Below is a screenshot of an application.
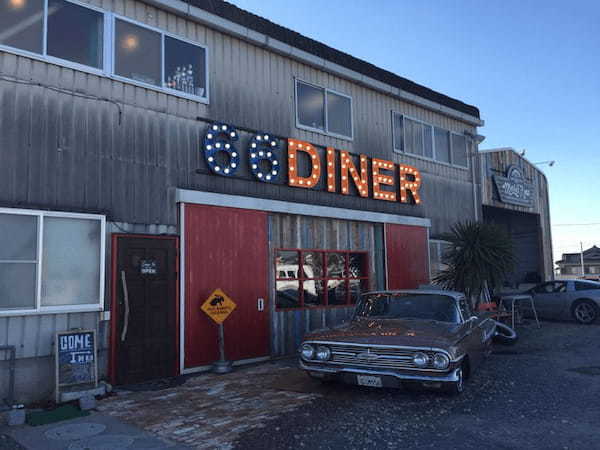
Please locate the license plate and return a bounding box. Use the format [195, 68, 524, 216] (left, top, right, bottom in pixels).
[356, 375, 383, 388]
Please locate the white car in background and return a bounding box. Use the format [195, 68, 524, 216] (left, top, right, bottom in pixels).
[523, 280, 600, 324]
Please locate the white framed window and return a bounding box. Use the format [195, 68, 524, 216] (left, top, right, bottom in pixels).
[0, 208, 105, 316]
[0, 0, 209, 102]
[392, 112, 470, 169]
[295, 79, 353, 140]
[113, 15, 208, 100]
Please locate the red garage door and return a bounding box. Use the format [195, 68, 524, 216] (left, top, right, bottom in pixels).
[385, 224, 429, 290]
[184, 204, 269, 368]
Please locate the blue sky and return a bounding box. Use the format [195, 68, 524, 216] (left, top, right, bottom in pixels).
[232, 0, 600, 260]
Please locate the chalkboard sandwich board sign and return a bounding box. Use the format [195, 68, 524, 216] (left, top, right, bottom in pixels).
[55, 329, 98, 403]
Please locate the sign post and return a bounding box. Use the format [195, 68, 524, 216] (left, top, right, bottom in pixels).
[201, 288, 237, 374]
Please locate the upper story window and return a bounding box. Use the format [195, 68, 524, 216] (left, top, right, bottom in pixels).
[295, 80, 353, 140]
[392, 112, 469, 168]
[0, 208, 105, 315]
[0, 0, 208, 102]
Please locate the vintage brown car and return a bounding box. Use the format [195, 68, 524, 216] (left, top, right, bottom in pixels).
[299, 290, 498, 395]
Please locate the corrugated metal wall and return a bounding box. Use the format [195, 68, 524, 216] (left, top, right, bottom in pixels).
[0, 0, 479, 237]
[480, 150, 553, 280]
[268, 213, 383, 356]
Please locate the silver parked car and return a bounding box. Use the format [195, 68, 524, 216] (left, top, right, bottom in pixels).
[523, 280, 600, 324]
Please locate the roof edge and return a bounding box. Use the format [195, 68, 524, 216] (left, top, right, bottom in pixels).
[143, 0, 483, 126]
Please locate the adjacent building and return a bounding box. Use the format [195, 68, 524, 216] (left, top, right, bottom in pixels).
[556, 246, 600, 281]
[0, 0, 549, 403]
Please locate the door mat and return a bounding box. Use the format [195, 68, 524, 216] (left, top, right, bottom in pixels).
[26, 405, 89, 426]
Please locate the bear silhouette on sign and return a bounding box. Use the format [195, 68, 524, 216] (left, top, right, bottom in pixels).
[210, 295, 225, 306]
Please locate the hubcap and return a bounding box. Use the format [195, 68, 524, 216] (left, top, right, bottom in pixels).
[575, 303, 596, 323]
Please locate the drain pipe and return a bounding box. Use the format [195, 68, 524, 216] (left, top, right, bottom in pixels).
[0, 345, 16, 410]
[464, 131, 485, 222]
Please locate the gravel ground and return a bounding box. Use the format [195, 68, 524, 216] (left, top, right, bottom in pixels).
[235, 321, 600, 450]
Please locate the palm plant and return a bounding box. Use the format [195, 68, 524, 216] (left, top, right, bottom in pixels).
[434, 221, 516, 308]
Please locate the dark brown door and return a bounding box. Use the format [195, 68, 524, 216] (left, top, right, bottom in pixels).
[116, 236, 177, 385]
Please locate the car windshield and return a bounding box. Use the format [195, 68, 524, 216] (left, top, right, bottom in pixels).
[356, 293, 461, 323]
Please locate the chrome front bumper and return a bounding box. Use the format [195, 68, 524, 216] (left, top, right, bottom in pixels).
[300, 360, 460, 383]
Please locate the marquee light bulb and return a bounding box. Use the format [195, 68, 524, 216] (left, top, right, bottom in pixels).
[273, 161, 278, 165]
[231, 163, 237, 168]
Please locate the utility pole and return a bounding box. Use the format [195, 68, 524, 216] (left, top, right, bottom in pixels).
[580, 242, 585, 278]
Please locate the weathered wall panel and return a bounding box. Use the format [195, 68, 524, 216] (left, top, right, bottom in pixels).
[268, 214, 382, 356]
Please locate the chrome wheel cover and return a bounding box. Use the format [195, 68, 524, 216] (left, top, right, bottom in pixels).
[575, 302, 597, 324]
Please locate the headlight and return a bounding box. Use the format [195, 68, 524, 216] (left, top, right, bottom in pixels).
[315, 346, 331, 361]
[413, 352, 430, 367]
[432, 353, 450, 370]
[301, 344, 314, 360]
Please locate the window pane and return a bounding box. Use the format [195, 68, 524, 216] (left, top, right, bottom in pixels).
[349, 279, 368, 304]
[0, 0, 43, 54]
[303, 280, 325, 307]
[327, 92, 352, 137]
[0, 213, 37, 260]
[297, 82, 324, 130]
[434, 127, 451, 163]
[302, 251, 323, 278]
[41, 217, 101, 306]
[348, 253, 366, 278]
[0, 263, 37, 309]
[423, 125, 433, 158]
[275, 250, 299, 279]
[393, 113, 403, 151]
[47, 0, 103, 68]
[115, 19, 161, 86]
[276, 279, 300, 308]
[327, 252, 346, 278]
[451, 133, 468, 167]
[164, 36, 206, 97]
[328, 279, 348, 305]
[404, 117, 416, 155]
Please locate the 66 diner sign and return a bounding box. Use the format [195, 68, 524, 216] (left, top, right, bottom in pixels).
[493, 165, 535, 207]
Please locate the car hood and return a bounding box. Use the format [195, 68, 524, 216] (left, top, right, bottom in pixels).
[304, 318, 465, 349]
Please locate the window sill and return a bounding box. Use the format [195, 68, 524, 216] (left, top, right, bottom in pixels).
[0, 305, 104, 317]
[0, 45, 209, 105]
[295, 123, 353, 142]
[392, 148, 470, 171]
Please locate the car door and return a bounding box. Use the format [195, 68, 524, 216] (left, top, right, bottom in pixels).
[458, 297, 487, 366]
[531, 281, 567, 319]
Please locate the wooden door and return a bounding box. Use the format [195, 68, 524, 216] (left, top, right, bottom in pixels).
[115, 236, 177, 385]
[184, 204, 269, 369]
[385, 224, 429, 289]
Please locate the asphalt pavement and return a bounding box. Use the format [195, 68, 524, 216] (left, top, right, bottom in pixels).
[235, 321, 600, 450]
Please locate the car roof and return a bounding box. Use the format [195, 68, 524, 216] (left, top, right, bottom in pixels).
[363, 289, 465, 300]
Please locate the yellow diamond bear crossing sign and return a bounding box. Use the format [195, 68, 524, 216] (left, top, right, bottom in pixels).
[201, 288, 237, 324]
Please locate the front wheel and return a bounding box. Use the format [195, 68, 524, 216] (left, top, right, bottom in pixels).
[572, 300, 599, 324]
[444, 366, 464, 396]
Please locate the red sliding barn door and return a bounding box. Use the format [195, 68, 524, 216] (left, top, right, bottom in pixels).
[385, 224, 429, 289]
[184, 204, 269, 368]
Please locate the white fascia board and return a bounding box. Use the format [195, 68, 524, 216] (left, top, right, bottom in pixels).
[143, 0, 483, 127]
[175, 189, 431, 228]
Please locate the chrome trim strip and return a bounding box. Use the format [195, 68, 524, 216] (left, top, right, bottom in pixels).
[301, 361, 460, 382]
[304, 340, 457, 361]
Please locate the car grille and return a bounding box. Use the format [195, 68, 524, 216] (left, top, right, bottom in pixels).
[327, 343, 442, 371]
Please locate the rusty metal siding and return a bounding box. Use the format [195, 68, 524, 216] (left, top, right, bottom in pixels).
[268, 213, 382, 356]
